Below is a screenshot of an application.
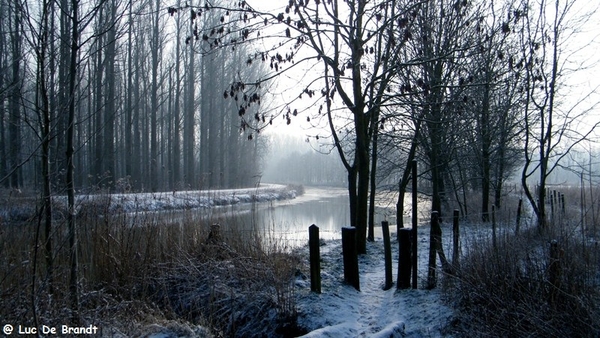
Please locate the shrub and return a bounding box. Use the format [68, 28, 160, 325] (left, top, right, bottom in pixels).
[446, 225, 600, 337]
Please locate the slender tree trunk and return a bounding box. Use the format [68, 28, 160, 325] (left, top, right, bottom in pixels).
[0, 1, 7, 187]
[355, 125, 370, 254]
[37, 0, 54, 294]
[348, 166, 357, 228]
[93, 61, 103, 182]
[124, 0, 134, 182]
[66, 0, 80, 319]
[480, 76, 491, 222]
[184, 11, 196, 188]
[9, 2, 22, 189]
[132, 40, 141, 188]
[396, 124, 420, 232]
[93, 7, 104, 183]
[150, 0, 160, 191]
[103, 0, 117, 188]
[200, 54, 209, 187]
[368, 110, 379, 242]
[173, 22, 182, 187]
[218, 53, 226, 188]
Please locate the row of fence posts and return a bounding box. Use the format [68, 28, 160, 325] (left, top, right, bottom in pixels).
[308, 186, 568, 293]
[311, 196, 554, 291]
[548, 189, 566, 217]
[535, 186, 567, 216]
[308, 210, 463, 292]
[308, 160, 464, 292]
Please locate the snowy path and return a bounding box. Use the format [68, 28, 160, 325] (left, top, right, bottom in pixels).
[294, 224, 461, 337]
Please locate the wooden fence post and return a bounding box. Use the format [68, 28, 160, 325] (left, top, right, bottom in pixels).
[411, 159, 418, 289]
[452, 209, 459, 269]
[548, 240, 562, 305]
[382, 221, 393, 290]
[397, 228, 412, 289]
[342, 227, 360, 291]
[427, 211, 439, 289]
[308, 224, 321, 293]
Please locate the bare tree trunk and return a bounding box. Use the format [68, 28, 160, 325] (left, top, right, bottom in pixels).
[368, 110, 379, 242]
[66, 0, 80, 320]
[103, 0, 117, 188]
[0, 0, 7, 188]
[9, 1, 22, 189]
[35, 0, 54, 294]
[172, 8, 182, 187]
[124, 0, 134, 182]
[184, 10, 196, 188]
[150, 0, 160, 191]
[132, 37, 141, 188]
[93, 7, 104, 183]
[396, 124, 420, 233]
[200, 54, 209, 187]
[480, 78, 492, 222]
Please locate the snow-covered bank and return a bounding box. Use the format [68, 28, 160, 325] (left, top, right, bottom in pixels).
[0, 184, 299, 222]
[66, 184, 299, 214]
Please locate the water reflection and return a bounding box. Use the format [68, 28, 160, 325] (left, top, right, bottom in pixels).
[144, 186, 427, 249]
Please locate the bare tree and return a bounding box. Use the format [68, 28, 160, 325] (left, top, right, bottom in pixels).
[396, 0, 479, 217]
[517, 0, 600, 229]
[171, 0, 421, 253]
[460, 1, 525, 220]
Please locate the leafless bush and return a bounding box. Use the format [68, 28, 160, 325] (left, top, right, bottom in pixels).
[446, 224, 600, 337]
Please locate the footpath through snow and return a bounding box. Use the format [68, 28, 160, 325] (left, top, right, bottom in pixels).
[292, 220, 492, 337]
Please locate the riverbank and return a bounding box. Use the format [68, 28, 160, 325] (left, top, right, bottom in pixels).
[0, 184, 300, 223]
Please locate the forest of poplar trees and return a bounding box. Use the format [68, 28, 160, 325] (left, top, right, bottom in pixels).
[0, 0, 270, 195]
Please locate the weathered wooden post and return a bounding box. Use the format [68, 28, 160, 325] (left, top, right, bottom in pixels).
[427, 211, 439, 289]
[342, 227, 360, 291]
[397, 228, 412, 289]
[411, 159, 418, 289]
[452, 209, 459, 269]
[382, 221, 393, 290]
[548, 240, 562, 305]
[308, 224, 321, 293]
[516, 198, 523, 234]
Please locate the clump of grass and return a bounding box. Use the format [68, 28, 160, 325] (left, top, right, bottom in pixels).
[446, 223, 600, 337]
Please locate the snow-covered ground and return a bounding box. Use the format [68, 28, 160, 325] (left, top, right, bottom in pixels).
[68, 183, 297, 213]
[293, 220, 498, 337]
